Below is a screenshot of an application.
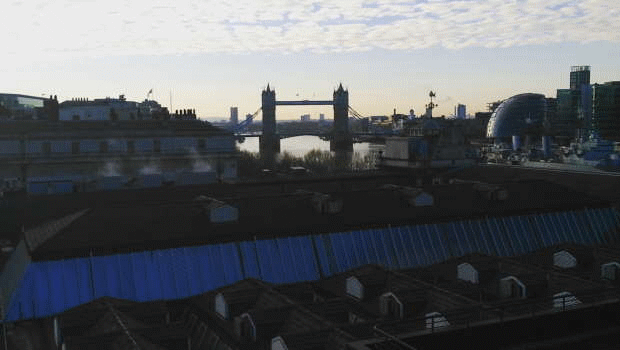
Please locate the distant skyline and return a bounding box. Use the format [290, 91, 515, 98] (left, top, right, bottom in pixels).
[2, 0, 619, 119]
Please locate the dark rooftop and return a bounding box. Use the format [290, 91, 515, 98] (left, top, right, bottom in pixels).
[10, 245, 620, 349]
[9, 174, 610, 261]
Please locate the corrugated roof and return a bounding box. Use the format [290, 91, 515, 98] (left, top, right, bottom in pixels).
[3, 206, 619, 322]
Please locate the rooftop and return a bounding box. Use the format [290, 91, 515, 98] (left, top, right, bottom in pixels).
[8, 245, 620, 350]
[9, 174, 610, 261]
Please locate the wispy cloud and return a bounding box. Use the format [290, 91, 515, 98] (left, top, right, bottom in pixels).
[2, 0, 619, 59]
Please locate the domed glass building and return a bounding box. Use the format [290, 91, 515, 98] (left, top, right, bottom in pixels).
[486, 93, 547, 139]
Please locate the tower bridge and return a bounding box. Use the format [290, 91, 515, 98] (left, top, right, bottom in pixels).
[235, 84, 354, 155]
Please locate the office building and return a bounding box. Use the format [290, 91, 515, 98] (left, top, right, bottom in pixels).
[592, 81, 620, 141]
[570, 65, 591, 90]
[0, 93, 56, 120]
[456, 104, 466, 119]
[554, 66, 592, 143]
[230, 106, 238, 125]
[0, 94, 237, 193]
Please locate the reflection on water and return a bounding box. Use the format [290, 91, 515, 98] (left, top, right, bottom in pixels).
[236, 135, 385, 171]
[236, 135, 383, 158]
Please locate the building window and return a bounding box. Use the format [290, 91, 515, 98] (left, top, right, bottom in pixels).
[71, 141, 80, 155]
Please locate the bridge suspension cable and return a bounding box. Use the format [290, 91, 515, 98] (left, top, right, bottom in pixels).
[233, 107, 262, 132]
[348, 106, 366, 120]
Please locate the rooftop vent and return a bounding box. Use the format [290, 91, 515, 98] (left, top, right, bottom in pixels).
[295, 190, 343, 214]
[601, 262, 620, 280]
[235, 313, 256, 342]
[215, 293, 229, 319]
[346, 276, 364, 300]
[553, 291, 581, 310]
[380, 184, 434, 207]
[272, 336, 288, 350]
[0, 239, 14, 254]
[499, 276, 527, 299]
[379, 292, 404, 320]
[195, 196, 238, 223]
[457, 263, 479, 284]
[425, 312, 449, 330]
[450, 179, 508, 201]
[553, 250, 577, 269]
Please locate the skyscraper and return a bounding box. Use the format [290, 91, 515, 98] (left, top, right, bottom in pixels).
[592, 81, 620, 141]
[230, 107, 238, 125]
[554, 66, 592, 143]
[570, 66, 590, 90]
[456, 104, 466, 119]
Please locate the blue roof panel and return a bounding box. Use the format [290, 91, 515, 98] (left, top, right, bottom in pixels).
[5, 207, 620, 322]
[238, 241, 262, 280]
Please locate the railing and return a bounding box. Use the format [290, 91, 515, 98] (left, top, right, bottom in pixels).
[375, 287, 620, 336]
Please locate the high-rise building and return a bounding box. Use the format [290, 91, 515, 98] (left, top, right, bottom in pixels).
[592, 81, 620, 141]
[555, 88, 579, 141]
[570, 66, 590, 90]
[544, 97, 557, 131]
[300, 114, 311, 122]
[553, 66, 592, 144]
[456, 104, 466, 119]
[319, 113, 325, 122]
[230, 107, 238, 125]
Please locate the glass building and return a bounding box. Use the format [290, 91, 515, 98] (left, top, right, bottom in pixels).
[486, 93, 547, 140]
[0, 93, 46, 120]
[592, 81, 620, 142]
[570, 66, 590, 90]
[553, 66, 593, 143]
[554, 89, 580, 141]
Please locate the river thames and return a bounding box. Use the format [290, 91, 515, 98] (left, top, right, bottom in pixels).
[236, 135, 384, 158]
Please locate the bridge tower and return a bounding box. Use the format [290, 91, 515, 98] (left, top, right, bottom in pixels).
[332, 83, 353, 151]
[260, 84, 280, 156]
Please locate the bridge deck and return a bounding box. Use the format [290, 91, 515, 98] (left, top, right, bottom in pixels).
[275, 100, 333, 106]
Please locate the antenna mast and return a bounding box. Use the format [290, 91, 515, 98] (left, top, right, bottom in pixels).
[425, 91, 437, 118]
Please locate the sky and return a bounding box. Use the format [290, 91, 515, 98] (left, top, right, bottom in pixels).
[1, 0, 619, 120]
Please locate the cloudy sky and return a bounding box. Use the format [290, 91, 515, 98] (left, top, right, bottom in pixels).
[2, 0, 619, 119]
